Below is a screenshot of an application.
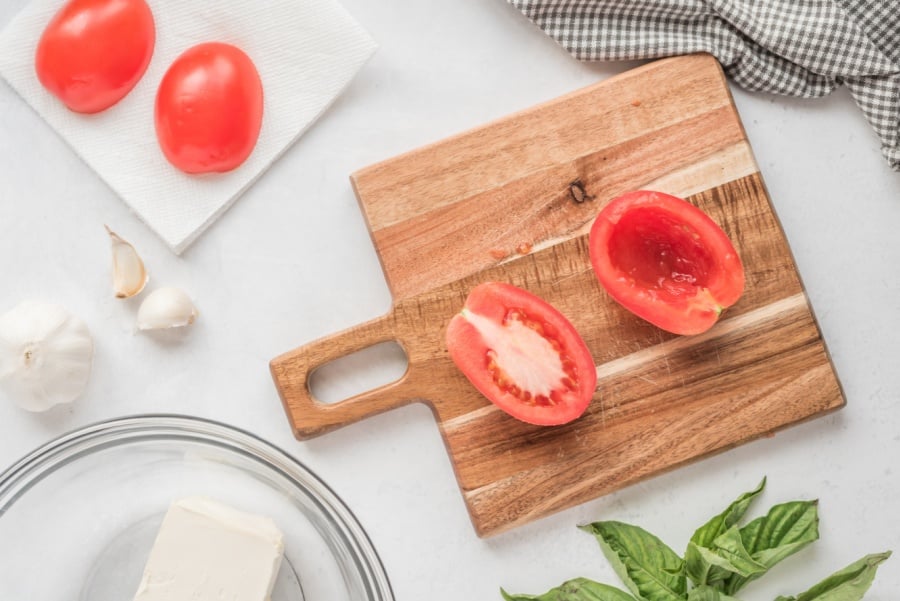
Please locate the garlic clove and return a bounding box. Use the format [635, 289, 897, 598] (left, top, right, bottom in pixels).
[137, 287, 199, 331]
[106, 225, 148, 299]
[0, 301, 94, 412]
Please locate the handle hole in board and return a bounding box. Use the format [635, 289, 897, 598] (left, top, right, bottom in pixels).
[309, 341, 409, 404]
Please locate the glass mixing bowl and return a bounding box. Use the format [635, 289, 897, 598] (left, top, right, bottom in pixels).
[0, 415, 393, 601]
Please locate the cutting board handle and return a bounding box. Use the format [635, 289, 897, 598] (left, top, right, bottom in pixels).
[270, 312, 421, 440]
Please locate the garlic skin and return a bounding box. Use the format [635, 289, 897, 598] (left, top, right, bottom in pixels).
[137, 287, 199, 331]
[106, 225, 148, 299]
[0, 301, 94, 412]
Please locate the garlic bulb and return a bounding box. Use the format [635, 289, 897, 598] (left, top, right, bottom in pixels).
[137, 287, 199, 331]
[0, 301, 94, 412]
[106, 225, 148, 298]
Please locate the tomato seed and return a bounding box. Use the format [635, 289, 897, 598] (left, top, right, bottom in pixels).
[534, 395, 554, 407]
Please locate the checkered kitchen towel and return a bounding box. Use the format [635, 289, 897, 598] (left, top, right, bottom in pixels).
[509, 0, 900, 171]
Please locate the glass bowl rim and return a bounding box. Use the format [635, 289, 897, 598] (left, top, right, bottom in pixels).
[0, 413, 394, 601]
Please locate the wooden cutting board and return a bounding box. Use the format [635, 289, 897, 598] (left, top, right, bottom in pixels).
[270, 54, 844, 537]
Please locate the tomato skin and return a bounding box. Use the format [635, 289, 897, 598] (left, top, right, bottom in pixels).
[155, 43, 264, 174]
[34, 0, 155, 114]
[589, 190, 745, 336]
[446, 282, 597, 426]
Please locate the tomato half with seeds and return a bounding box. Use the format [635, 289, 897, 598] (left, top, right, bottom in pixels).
[35, 0, 155, 114]
[446, 282, 597, 426]
[589, 190, 745, 336]
[155, 42, 264, 174]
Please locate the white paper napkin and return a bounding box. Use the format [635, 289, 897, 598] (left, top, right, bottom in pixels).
[0, 0, 376, 253]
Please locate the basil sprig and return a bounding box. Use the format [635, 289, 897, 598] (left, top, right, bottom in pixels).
[502, 479, 890, 601]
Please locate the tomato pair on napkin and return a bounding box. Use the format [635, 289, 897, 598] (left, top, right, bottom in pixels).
[447, 190, 745, 426]
[34, 0, 262, 174]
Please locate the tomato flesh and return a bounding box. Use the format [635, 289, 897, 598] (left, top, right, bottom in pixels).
[446, 282, 596, 426]
[589, 190, 745, 335]
[35, 0, 155, 114]
[155, 43, 264, 174]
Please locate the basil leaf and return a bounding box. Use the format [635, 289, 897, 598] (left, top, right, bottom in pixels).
[685, 525, 769, 589]
[723, 500, 819, 594]
[685, 585, 740, 601]
[710, 526, 768, 576]
[776, 551, 891, 601]
[740, 500, 820, 561]
[500, 577, 639, 601]
[690, 478, 766, 549]
[685, 537, 759, 580]
[685, 542, 718, 588]
[581, 521, 686, 601]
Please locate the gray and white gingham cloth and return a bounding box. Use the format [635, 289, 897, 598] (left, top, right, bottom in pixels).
[508, 0, 900, 171]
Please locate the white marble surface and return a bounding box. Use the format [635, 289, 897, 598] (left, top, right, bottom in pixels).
[1, 1, 899, 599]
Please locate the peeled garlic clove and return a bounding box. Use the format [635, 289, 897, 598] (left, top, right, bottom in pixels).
[0, 301, 94, 412]
[137, 287, 199, 331]
[106, 225, 148, 298]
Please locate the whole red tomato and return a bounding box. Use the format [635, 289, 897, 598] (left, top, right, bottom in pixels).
[34, 0, 155, 114]
[155, 42, 264, 174]
[589, 190, 745, 335]
[446, 282, 597, 426]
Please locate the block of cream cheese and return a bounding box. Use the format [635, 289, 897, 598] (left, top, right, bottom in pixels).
[133, 497, 285, 601]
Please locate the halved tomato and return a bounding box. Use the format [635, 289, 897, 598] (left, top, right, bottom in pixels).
[155, 42, 264, 174]
[589, 190, 745, 335]
[446, 282, 596, 426]
[34, 0, 155, 114]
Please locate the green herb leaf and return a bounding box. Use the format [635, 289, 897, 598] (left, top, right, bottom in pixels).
[684, 543, 720, 588]
[500, 577, 639, 601]
[685, 585, 740, 601]
[686, 478, 766, 589]
[581, 521, 686, 601]
[774, 551, 891, 601]
[710, 526, 768, 576]
[690, 478, 766, 549]
[685, 525, 768, 590]
[723, 500, 819, 594]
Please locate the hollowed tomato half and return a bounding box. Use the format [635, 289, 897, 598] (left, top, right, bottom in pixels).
[446, 282, 597, 426]
[589, 190, 745, 336]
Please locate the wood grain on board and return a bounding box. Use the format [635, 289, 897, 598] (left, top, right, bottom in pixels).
[270, 54, 845, 537]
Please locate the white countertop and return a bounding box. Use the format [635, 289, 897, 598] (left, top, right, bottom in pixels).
[2, 1, 899, 599]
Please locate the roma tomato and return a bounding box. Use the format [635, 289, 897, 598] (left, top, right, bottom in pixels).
[34, 0, 155, 114]
[155, 42, 264, 174]
[446, 282, 597, 426]
[589, 190, 745, 336]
